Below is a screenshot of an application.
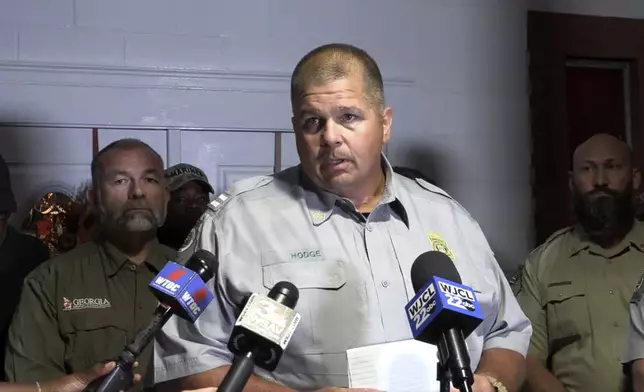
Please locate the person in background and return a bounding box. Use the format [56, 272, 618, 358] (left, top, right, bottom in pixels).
[153, 43, 529, 392]
[0, 154, 50, 381]
[4, 139, 175, 391]
[157, 163, 214, 250]
[392, 166, 436, 186]
[513, 133, 643, 392]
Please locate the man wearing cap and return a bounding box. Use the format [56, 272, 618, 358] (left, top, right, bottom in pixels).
[158, 163, 214, 250]
[0, 154, 50, 381]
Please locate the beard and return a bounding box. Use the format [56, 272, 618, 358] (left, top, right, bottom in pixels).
[573, 185, 634, 236]
[99, 201, 166, 233]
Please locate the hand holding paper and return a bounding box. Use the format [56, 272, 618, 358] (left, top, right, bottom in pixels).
[347, 340, 440, 392]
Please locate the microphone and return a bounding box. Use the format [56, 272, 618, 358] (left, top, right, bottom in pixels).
[84, 249, 218, 392]
[148, 251, 216, 322]
[404, 251, 484, 392]
[218, 281, 301, 392]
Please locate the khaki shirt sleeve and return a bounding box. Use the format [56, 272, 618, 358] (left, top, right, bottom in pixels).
[622, 275, 644, 364]
[515, 252, 548, 361]
[5, 274, 66, 382]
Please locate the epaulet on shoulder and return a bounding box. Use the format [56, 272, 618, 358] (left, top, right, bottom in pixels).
[528, 226, 574, 259]
[205, 175, 274, 214]
[414, 177, 453, 201]
[544, 226, 574, 246]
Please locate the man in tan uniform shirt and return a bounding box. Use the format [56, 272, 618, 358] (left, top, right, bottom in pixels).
[512, 133, 643, 392]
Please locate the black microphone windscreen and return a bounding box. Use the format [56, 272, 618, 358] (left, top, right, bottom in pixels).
[185, 249, 218, 282]
[411, 251, 462, 292]
[268, 281, 299, 308]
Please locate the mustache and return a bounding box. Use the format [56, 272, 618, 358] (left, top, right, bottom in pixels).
[584, 187, 622, 200]
[588, 187, 615, 195]
[317, 152, 353, 161]
[123, 201, 152, 211]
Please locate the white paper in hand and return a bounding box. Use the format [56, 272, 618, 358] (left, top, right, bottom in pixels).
[347, 340, 439, 392]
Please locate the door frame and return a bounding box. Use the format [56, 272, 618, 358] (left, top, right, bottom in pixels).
[528, 11, 644, 244]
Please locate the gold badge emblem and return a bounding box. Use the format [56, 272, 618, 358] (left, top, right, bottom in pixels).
[427, 232, 455, 261]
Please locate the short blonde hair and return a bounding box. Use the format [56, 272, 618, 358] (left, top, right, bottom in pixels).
[290, 43, 385, 111]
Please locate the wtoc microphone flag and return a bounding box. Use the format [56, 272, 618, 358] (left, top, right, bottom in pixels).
[149, 262, 214, 322]
[405, 276, 484, 343]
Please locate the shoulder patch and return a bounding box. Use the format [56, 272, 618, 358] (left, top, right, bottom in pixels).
[631, 271, 644, 304]
[414, 178, 453, 200]
[509, 265, 524, 296]
[176, 208, 213, 261]
[178, 226, 197, 253]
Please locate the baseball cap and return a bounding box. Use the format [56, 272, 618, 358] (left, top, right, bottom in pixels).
[0, 154, 16, 213]
[165, 163, 214, 194]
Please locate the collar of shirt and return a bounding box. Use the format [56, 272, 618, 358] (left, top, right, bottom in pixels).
[299, 154, 409, 227]
[99, 238, 174, 277]
[569, 220, 644, 258]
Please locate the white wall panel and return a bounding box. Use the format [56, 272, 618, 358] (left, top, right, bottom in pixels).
[180, 131, 275, 195]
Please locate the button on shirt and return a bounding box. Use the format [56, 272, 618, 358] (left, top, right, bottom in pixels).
[514, 222, 644, 392]
[153, 160, 531, 391]
[4, 239, 176, 389]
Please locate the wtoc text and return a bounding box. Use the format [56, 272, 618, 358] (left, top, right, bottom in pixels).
[154, 276, 180, 293]
[408, 283, 436, 330]
[438, 281, 476, 311]
[181, 291, 202, 316]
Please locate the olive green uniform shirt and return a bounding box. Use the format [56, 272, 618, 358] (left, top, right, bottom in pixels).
[4, 239, 176, 390]
[512, 222, 644, 392]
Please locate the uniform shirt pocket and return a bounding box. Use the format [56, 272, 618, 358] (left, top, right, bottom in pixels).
[545, 283, 589, 342]
[59, 312, 129, 373]
[262, 260, 369, 354]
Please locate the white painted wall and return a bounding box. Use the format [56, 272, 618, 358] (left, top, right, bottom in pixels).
[0, 0, 530, 271]
[529, 0, 644, 19]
